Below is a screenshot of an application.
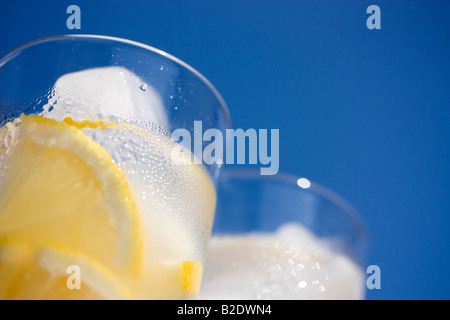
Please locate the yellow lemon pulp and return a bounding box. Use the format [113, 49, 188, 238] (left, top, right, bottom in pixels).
[0, 239, 134, 300]
[0, 115, 143, 278]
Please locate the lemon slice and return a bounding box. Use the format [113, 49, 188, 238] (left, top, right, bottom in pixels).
[130, 260, 203, 300]
[0, 238, 202, 300]
[61, 115, 216, 261]
[0, 115, 143, 277]
[61, 117, 118, 130]
[59, 116, 211, 299]
[0, 239, 133, 300]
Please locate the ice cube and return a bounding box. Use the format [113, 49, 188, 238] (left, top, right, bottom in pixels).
[43, 66, 168, 129]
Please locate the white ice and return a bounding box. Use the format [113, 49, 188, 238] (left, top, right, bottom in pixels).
[198, 223, 366, 300]
[43, 66, 168, 129]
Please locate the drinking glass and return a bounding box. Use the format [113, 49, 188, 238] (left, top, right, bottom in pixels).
[0, 35, 230, 299]
[200, 169, 369, 300]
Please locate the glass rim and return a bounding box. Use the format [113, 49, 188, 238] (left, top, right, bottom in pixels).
[219, 168, 369, 248]
[0, 34, 232, 129]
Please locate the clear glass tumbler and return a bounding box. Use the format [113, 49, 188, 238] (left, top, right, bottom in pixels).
[200, 169, 369, 300]
[0, 35, 230, 299]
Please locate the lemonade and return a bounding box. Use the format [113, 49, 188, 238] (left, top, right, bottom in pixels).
[199, 223, 365, 300]
[0, 67, 217, 299]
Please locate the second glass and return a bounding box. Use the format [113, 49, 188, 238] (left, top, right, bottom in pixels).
[200, 169, 369, 300]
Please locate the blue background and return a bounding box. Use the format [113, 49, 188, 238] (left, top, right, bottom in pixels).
[1, 0, 449, 300]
